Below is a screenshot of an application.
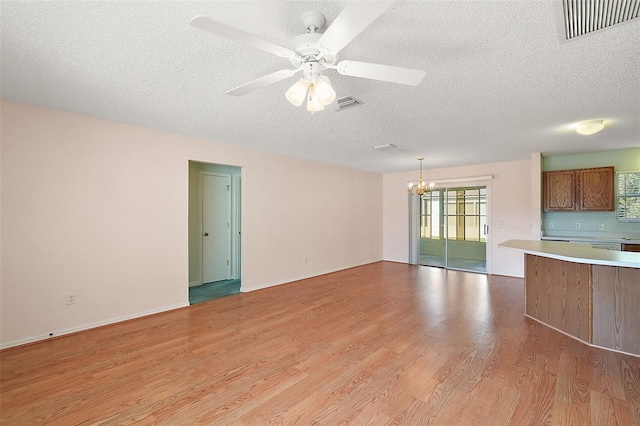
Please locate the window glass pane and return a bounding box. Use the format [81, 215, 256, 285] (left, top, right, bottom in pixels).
[431, 196, 440, 238]
[627, 174, 640, 193]
[465, 216, 480, 240]
[447, 216, 457, 240]
[420, 215, 430, 238]
[618, 173, 627, 195]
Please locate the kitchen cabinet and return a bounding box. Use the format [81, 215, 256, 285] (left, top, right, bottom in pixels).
[543, 166, 614, 212]
[543, 170, 575, 211]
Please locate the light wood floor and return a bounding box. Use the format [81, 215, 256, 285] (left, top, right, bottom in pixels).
[2, 262, 639, 425]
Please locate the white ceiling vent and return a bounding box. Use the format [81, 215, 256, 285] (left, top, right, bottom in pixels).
[372, 144, 396, 150]
[560, 0, 639, 40]
[336, 96, 363, 111]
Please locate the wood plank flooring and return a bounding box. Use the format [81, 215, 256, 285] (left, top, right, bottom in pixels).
[2, 262, 639, 425]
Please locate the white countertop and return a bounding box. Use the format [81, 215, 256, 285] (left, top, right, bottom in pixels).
[540, 235, 640, 244]
[499, 239, 640, 268]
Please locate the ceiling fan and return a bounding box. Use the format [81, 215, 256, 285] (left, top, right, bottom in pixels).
[190, 1, 426, 112]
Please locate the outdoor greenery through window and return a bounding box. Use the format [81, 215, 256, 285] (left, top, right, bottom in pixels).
[420, 187, 487, 241]
[617, 171, 640, 221]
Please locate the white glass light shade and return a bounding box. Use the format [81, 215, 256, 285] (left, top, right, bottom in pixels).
[285, 79, 310, 107]
[576, 119, 605, 135]
[306, 85, 325, 112]
[313, 76, 336, 106]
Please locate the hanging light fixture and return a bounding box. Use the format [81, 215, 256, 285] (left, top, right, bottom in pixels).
[313, 76, 336, 105]
[306, 83, 324, 113]
[285, 78, 310, 106]
[408, 157, 435, 196]
[285, 63, 336, 113]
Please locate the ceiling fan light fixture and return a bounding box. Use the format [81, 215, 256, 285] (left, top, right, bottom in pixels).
[285, 78, 309, 106]
[576, 119, 605, 135]
[313, 76, 336, 106]
[306, 85, 324, 113]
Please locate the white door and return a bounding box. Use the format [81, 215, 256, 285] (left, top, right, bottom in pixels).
[202, 173, 231, 283]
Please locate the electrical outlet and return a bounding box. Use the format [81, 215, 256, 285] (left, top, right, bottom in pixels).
[575, 222, 581, 230]
[599, 223, 605, 230]
[548, 222, 554, 229]
[67, 293, 76, 305]
[495, 222, 504, 228]
[302, 256, 307, 264]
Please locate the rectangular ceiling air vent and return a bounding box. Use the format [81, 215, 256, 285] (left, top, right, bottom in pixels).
[372, 144, 396, 150]
[560, 0, 639, 40]
[336, 96, 363, 111]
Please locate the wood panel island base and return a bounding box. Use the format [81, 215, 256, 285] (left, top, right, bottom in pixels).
[500, 240, 640, 358]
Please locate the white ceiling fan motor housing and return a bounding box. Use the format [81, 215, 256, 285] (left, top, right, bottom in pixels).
[288, 12, 337, 69]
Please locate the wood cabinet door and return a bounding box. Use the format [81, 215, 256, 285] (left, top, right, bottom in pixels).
[577, 167, 615, 211]
[543, 170, 575, 211]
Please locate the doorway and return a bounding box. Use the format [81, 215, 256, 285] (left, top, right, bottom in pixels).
[410, 179, 491, 274]
[188, 161, 241, 304]
[419, 186, 487, 273]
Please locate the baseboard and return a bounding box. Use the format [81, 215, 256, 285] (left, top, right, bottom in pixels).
[240, 259, 381, 293]
[0, 302, 190, 350]
[189, 280, 202, 287]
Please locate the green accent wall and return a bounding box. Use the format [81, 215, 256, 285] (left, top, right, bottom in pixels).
[543, 148, 640, 171]
[542, 148, 640, 235]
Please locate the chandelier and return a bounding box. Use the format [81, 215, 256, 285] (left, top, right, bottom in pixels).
[407, 157, 435, 196]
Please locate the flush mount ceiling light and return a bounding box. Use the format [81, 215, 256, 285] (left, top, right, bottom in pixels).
[576, 119, 605, 135]
[407, 158, 435, 196]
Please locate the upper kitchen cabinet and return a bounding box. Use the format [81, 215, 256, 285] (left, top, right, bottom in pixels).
[543, 166, 614, 212]
[543, 170, 576, 211]
[577, 167, 615, 211]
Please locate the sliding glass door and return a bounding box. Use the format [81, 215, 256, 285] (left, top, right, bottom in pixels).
[419, 186, 487, 273]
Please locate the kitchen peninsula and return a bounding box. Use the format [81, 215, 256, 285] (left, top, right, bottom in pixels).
[500, 239, 640, 357]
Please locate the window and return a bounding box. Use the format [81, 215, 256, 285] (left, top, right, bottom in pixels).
[419, 187, 487, 241]
[617, 171, 640, 221]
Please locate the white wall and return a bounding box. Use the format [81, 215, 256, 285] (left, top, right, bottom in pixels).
[383, 158, 534, 277]
[0, 100, 383, 347]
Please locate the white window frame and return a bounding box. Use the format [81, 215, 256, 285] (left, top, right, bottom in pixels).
[617, 170, 640, 222]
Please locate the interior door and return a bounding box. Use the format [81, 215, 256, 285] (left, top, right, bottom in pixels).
[202, 173, 231, 283]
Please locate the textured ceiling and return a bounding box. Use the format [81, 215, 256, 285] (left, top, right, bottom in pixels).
[1, 1, 639, 174]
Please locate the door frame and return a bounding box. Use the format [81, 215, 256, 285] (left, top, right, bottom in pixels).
[231, 173, 242, 280]
[409, 175, 493, 273]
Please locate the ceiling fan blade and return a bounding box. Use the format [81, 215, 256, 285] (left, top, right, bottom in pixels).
[225, 69, 299, 96]
[336, 60, 426, 86]
[317, 1, 394, 54]
[190, 16, 296, 59]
